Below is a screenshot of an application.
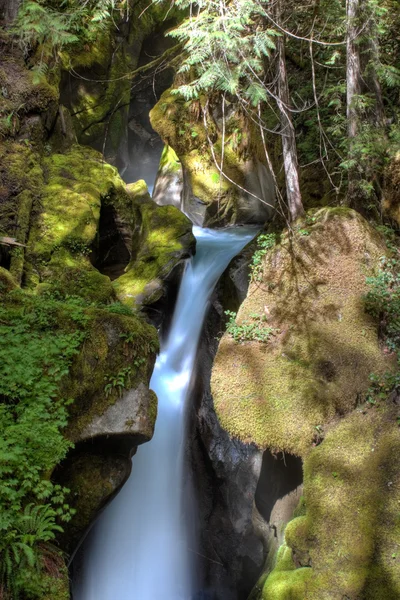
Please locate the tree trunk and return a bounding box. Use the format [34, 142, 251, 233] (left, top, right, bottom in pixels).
[276, 31, 304, 222]
[346, 0, 386, 210]
[0, 0, 20, 23]
[346, 0, 362, 141]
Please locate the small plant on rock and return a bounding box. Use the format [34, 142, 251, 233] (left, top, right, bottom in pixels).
[225, 310, 277, 343]
[250, 233, 277, 282]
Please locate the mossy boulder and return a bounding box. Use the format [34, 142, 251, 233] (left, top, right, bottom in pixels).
[63, 307, 158, 442]
[113, 190, 195, 308]
[25, 144, 128, 302]
[0, 265, 17, 293]
[212, 207, 400, 599]
[212, 208, 392, 455]
[260, 403, 400, 599]
[150, 89, 275, 226]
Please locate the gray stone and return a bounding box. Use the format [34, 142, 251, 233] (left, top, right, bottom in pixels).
[78, 382, 156, 444]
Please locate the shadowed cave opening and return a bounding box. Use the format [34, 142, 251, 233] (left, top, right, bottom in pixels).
[90, 202, 132, 281]
[0, 245, 11, 271]
[255, 450, 303, 524]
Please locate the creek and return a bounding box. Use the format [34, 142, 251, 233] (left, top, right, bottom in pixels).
[73, 225, 257, 600]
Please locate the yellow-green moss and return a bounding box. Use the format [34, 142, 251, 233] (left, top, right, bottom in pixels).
[261, 402, 400, 599]
[261, 542, 312, 600]
[212, 208, 392, 455]
[26, 144, 128, 302]
[113, 200, 194, 307]
[63, 308, 158, 440]
[158, 144, 182, 174]
[150, 89, 253, 224]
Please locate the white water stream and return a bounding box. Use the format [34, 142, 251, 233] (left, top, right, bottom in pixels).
[73, 225, 257, 600]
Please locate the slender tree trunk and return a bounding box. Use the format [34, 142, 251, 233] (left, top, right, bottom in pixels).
[346, 0, 386, 209]
[346, 0, 363, 207]
[365, 36, 386, 128]
[276, 28, 304, 222]
[346, 0, 362, 141]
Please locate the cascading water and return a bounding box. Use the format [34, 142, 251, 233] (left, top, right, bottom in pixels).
[73, 225, 257, 600]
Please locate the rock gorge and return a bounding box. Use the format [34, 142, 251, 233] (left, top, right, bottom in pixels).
[0, 1, 400, 599]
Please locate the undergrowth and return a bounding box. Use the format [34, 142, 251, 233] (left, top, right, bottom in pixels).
[364, 228, 400, 409]
[0, 290, 90, 598]
[250, 232, 277, 282]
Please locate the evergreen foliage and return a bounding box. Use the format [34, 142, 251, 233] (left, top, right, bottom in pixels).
[156, 0, 279, 104]
[14, 0, 118, 79]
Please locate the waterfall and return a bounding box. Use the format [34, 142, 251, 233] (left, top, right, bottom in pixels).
[73, 225, 257, 600]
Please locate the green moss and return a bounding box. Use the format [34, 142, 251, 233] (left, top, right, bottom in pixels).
[158, 144, 182, 174]
[25, 144, 129, 302]
[150, 89, 258, 224]
[63, 307, 158, 440]
[126, 179, 152, 202]
[113, 201, 194, 308]
[261, 403, 400, 599]
[212, 208, 392, 454]
[0, 266, 17, 293]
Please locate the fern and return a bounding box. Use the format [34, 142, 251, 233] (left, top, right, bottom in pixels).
[154, 0, 278, 102]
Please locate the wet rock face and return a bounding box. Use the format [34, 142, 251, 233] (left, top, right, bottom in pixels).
[55, 451, 132, 556]
[193, 387, 265, 600]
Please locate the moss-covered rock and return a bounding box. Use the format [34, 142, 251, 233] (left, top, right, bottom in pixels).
[25, 144, 128, 302]
[63, 307, 158, 442]
[212, 208, 392, 455]
[150, 89, 275, 226]
[259, 403, 400, 599]
[113, 191, 195, 307]
[0, 265, 17, 292]
[213, 207, 400, 599]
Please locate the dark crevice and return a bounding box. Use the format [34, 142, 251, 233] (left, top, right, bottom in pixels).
[90, 202, 131, 281]
[255, 451, 303, 524]
[0, 245, 11, 271]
